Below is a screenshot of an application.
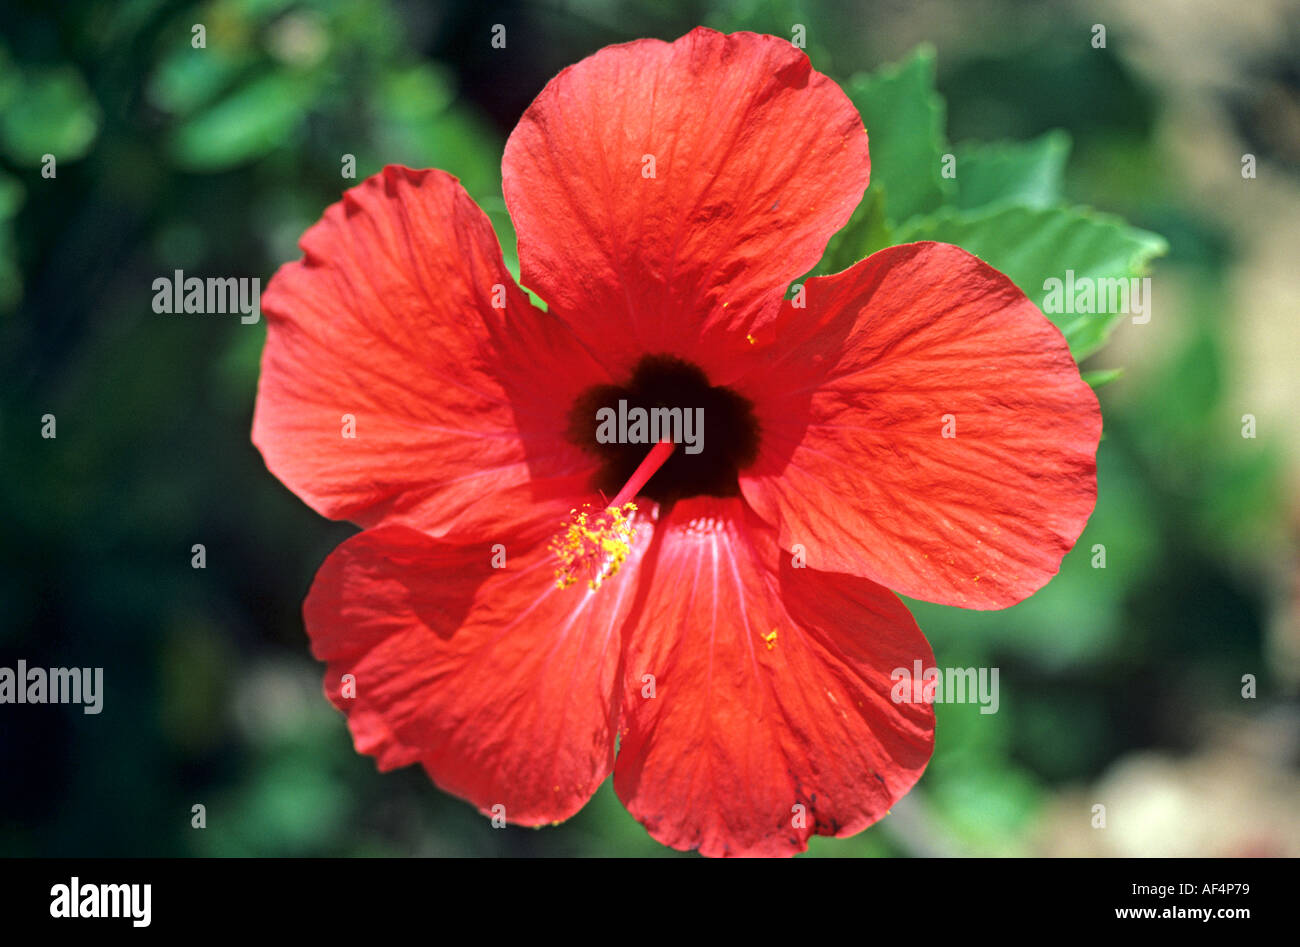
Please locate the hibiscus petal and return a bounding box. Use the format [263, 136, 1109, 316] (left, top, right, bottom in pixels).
[252, 165, 606, 536]
[502, 27, 869, 374]
[304, 508, 655, 825]
[738, 241, 1102, 609]
[614, 497, 934, 857]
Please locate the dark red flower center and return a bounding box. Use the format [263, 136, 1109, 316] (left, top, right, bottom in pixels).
[568, 354, 759, 504]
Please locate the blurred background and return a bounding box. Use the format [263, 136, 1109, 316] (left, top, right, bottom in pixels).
[1, 0, 1298, 857]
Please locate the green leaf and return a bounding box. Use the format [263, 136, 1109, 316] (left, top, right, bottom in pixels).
[895, 204, 1167, 359]
[0, 171, 22, 220]
[815, 185, 892, 275]
[0, 170, 22, 310]
[169, 74, 306, 171]
[954, 130, 1070, 210]
[1082, 367, 1123, 389]
[375, 66, 501, 200]
[842, 45, 951, 227]
[148, 45, 250, 117]
[0, 65, 102, 165]
[379, 64, 454, 122]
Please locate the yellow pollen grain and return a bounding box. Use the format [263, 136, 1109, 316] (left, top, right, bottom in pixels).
[550, 502, 637, 591]
[762, 628, 778, 650]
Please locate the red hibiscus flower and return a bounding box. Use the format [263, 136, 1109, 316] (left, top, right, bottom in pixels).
[252, 27, 1100, 857]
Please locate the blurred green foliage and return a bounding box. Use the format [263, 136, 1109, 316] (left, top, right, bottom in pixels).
[0, 0, 1292, 857]
[816, 46, 1168, 360]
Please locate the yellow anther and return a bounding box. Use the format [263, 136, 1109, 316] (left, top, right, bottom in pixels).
[550, 502, 638, 591]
